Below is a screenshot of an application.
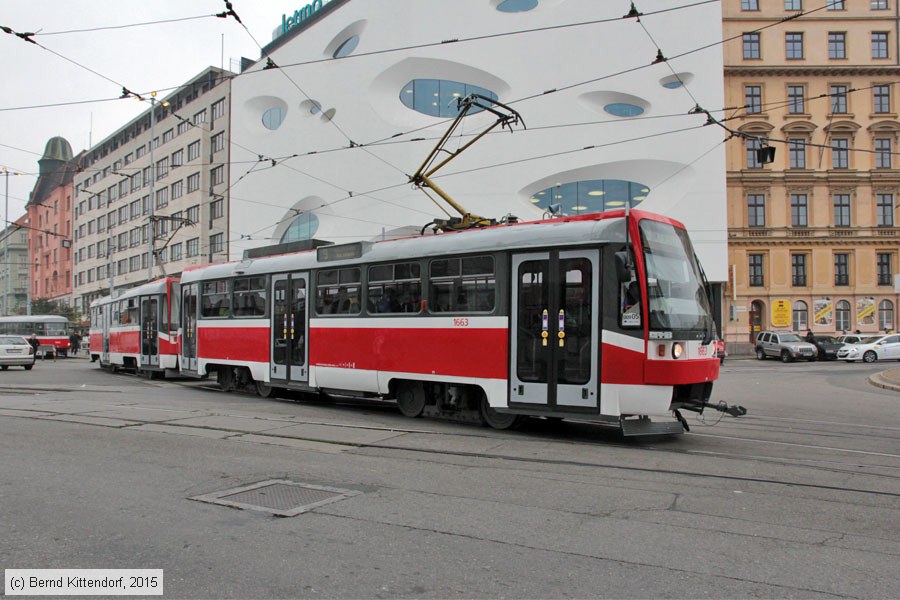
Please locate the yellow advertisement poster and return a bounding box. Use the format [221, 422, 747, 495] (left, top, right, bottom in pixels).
[771, 299, 791, 328]
[813, 297, 833, 326]
[856, 297, 876, 326]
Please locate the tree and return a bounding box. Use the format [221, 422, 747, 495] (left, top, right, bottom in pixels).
[31, 298, 81, 324]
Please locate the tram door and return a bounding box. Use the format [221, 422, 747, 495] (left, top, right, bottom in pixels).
[510, 250, 599, 409]
[181, 283, 199, 372]
[101, 305, 110, 364]
[270, 273, 308, 384]
[140, 296, 160, 368]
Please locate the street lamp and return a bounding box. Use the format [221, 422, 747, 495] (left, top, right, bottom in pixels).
[2, 167, 20, 316]
[146, 92, 170, 282]
[3, 167, 8, 316]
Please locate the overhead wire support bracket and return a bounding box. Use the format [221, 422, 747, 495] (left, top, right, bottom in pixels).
[410, 93, 525, 232]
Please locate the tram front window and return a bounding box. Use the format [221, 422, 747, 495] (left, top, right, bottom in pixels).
[639, 219, 713, 336]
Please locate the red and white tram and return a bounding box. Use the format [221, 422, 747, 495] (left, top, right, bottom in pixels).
[89, 277, 180, 377]
[175, 210, 739, 435]
[0, 315, 71, 356]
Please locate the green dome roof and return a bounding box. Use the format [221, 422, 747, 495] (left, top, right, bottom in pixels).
[41, 136, 73, 162]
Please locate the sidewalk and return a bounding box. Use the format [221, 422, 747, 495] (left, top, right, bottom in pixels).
[868, 367, 900, 392]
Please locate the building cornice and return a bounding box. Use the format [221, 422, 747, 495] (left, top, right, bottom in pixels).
[725, 65, 900, 77]
[728, 226, 900, 245]
[727, 169, 900, 185]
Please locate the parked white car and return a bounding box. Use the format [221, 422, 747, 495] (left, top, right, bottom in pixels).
[837, 334, 900, 363]
[0, 335, 36, 370]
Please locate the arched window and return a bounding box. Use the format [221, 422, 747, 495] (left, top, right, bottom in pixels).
[280, 213, 319, 243]
[835, 300, 851, 332]
[879, 299, 894, 331]
[792, 300, 808, 332]
[400, 79, 498, 118]
[530, 179, 649, 215]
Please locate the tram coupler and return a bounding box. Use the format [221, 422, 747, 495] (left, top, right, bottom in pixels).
[724, 403, 747, 417]
[673, 398, 747, 418]
[695, 400, 747, 417]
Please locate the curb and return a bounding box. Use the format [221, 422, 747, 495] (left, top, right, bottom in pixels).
[868, 372, 900, 392]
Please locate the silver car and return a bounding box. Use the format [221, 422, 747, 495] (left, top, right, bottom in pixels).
[0, 335, 36, 370]
[755, 331, 818, 362]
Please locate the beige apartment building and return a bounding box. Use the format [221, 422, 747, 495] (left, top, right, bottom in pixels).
[72, 67, 232, 315]
[723, 0, 900, 352]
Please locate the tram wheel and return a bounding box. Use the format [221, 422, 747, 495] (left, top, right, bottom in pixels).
[255, 381, 274, 398]
[217, 368, 235, 392]
[480, 397, 523, 430]
[396, 381, 426, 418]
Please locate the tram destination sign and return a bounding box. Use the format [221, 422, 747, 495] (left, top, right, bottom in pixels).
[317, 241, 372, 263]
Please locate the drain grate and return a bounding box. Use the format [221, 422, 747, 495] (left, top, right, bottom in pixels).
[191, 480, 360, 517]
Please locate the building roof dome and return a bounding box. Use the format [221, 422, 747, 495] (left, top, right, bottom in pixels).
[41, 136, 73, 162]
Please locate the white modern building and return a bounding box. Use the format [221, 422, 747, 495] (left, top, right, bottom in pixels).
[229, 0, 727, 285]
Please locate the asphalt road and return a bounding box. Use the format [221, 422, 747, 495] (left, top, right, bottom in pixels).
[0, 356, 898, 598]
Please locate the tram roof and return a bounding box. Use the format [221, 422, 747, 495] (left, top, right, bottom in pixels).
[89, 277, 176, 308]
[0, 315, 68, 323]
[181, 211, 654, 283]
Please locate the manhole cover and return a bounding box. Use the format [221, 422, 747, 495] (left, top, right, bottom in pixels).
[191, 480, 361, 517]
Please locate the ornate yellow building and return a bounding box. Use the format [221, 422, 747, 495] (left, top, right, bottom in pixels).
[723, 0, 900, 352]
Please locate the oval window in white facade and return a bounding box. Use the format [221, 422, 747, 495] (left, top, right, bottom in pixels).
[261, 107, 287, 130]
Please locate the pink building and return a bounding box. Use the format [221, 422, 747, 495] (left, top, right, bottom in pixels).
[27, 137, 76, 305]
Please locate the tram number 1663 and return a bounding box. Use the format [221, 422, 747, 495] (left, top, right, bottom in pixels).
[453, 318, 470, 327]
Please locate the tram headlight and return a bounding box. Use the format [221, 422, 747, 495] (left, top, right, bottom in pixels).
[672, 342, 684, 359]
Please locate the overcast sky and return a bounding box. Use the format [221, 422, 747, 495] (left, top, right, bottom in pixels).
[0, 0, 300, 223]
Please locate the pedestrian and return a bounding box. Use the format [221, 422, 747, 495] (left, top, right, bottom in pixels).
[805, 329, 815, 342]
[27, 333, 39, 353]
[69, 331, 80, 356]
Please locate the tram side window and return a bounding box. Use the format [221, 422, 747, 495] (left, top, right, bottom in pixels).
[120, 299, 138, 325]
[160, 297, 168, 332]
[201, 280, 231, 318]
[367, 262, 422, 314]
[232, 276, 267, 317]
[46, 322, 67, 335]
[169, 291, 180, 333]
[616, 251, 642, 329]
[316, 268, 361, 315]
[429, 255, 495, 313]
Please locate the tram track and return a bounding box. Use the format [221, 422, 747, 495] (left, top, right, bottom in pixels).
[185, 378, 900, 477]
[43, 371, 900, 493]
[191, 389, 900, 490]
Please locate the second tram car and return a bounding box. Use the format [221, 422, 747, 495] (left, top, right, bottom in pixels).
[172, 210, 726, 435]
[89, 277, 180, 376]
[0, 315, 71, 357]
